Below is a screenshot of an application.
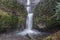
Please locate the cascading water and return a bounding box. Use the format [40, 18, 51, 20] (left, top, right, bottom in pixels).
[26, 13, 33, 30]
[26, 0, 33, 30]
[17, 0, 40, 36]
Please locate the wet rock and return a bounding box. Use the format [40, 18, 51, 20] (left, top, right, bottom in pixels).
[0, 33, 46, 40]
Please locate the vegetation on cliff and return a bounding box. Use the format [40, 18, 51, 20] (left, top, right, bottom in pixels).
[0, 0, 26, 32]
[0, 0, 60, 40]
[0, 0, 60, 32]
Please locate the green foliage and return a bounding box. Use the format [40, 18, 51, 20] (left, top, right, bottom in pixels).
[34, 0, 57, 27]
[46, 36, 52, 40]
[0, 0, 26, 13]
[0, 10, 18, 31]
[0, 0, 16, 8]
[56, 2, 60, 20]
[46, 18, 57, 27]
[3, 15, 18, 26]
[0, 0, 26, 31]
[0, 15, 3, 31]
[18, 17, 25, 24]
[10, 16, 18, 27]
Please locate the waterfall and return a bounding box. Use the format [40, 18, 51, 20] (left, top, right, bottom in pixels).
[26, 0, 30, 5]
[26, 13, 33, 30]
[26, 0, 33, 30]
[17, 0, 38, 36]
[17, 0, 45, 36]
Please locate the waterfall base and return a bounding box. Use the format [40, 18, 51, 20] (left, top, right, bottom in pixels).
[17, 29, 41, 36]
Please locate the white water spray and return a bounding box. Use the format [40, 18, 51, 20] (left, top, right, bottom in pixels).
[27, 0, 30, 5]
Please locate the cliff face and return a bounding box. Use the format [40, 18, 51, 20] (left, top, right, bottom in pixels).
[0, 0, 60, 32]
[33, 0, 60, 32]
[34, 0, 57, 28]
